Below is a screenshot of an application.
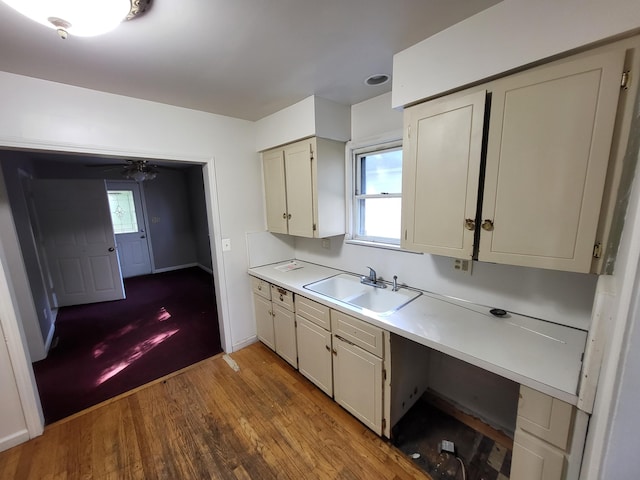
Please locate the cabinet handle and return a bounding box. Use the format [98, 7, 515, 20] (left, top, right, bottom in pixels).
[287, 214, 292, 220]
[464, 218, 475, 231]
[482, 219, 494, 231]
[257, 285, 262, 291]
[332, 348, 337, 355]
[325, 345, 331, 351]
[279, 294, 284, 301]
[282, 212, 287, 219]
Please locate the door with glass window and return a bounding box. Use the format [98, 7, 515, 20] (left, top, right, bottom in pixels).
[106, 181, 152, 278]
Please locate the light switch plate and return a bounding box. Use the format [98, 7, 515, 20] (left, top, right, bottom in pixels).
[222, 238, 231, 251]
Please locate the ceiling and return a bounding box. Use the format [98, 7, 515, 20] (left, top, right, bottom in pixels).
[0, 0, 500, 122]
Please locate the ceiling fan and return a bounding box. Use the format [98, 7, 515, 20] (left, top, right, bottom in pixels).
[89, 159, 161, 182]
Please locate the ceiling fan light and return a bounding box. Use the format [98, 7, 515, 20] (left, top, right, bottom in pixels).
[2, 0, 132, 37]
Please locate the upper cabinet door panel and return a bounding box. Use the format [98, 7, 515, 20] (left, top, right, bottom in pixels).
[262, 149, 288, 234]
[480, 51, 625, 272]
[284, 140, 315, 237]
[401, 90, 486, 258]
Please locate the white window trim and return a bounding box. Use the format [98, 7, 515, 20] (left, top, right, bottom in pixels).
[345, 136, 404, 248]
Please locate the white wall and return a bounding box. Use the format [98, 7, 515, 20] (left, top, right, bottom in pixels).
[0, 70, 264, 448]
[392, 0, 640, 108]
[255, 95, 350, 152]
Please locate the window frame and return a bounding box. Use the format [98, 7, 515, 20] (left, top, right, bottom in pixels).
[348, 139, 403, 247]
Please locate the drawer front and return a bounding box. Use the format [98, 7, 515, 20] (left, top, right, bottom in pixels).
[295, 295, 330, 330]
[251, 276, 271, 300]
[516, 385, 574, 451]
[271, 284, 295, 311]
[331, 310, 383, 357]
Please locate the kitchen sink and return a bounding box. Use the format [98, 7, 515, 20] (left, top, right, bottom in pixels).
[304, 273, 421, 316]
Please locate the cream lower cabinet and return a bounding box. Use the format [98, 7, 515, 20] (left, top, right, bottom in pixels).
[331, 310, 384, 435]
[402, 46, 626, 273]
[295, 296, 333, 396]
[252, 277, 275, 350]
[511, 386, 589, 480]
[251, 277, 298, 368]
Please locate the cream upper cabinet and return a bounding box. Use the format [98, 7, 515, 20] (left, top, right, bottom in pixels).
[263, 149, 288, 234]
[402, 48, 626, 273]
[401, 90, 486, 258]
[261, 137, 345, 238]
[479, 51, 625, 272]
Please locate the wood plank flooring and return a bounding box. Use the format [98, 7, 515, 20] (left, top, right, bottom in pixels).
[0, 342, 430, 479]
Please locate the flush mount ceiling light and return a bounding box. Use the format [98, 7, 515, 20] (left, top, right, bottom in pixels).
[364, 74, 391, 86]
[1, 0, 152, 39]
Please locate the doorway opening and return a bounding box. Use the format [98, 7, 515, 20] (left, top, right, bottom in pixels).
[0, 149, 224, 424]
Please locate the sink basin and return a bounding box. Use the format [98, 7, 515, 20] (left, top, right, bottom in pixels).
[304, 273, 421, 315]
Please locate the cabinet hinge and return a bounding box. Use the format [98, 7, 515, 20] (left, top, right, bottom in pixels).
[593, 242, 602, 259]
[382, 418, 387, 430]
[382, 369, 387, 381]
[313, 223, 317, 231]
[294, 320, 297, 328]
[404, 230, 407, 241]
[407, 125, 411, 139]
[621, 70, 631, 90]
[310, 144, 314, 161]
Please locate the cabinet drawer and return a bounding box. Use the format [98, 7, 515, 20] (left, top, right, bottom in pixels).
[295, 295, 330, 330]
[517, 385, 574, 451]
[251, 276, 271, 300]
[331, 310, 383, 357]
[271, 284, 295, 311]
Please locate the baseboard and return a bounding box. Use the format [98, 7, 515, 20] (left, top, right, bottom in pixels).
[0, 429, 30, 453]
[232, 335, 258, 352]
[198, 264, 213, 275]
[153, 263, 198, 274]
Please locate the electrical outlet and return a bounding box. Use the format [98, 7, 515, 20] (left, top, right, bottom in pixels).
[439, 440, 456, 454]
[222, 238, 231, 251]
[453, 258, 472, 275]
[321, 238, 330, 249]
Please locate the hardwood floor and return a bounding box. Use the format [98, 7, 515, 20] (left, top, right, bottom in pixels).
[1, 342, 430, 479]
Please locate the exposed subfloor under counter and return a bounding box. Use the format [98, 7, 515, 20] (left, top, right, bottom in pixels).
[248, 259, 588, 405]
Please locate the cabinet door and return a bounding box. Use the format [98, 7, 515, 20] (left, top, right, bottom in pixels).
[263, 148, 288, 234]
[480, 50, 625, 272]
[517, 385, 574, 451]
[284, 140, 315, 237]
[401, 90, 486, 258]
[332, 335, 383, 435]
[273, 303, 298, 368]
[253, 293, 275, 350]
[297, 316, 333, 396]
[511, 430, 565, 480]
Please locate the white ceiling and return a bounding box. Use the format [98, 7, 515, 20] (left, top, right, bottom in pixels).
[0, 0, 500, 122]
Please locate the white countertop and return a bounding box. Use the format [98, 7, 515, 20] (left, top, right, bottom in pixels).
[248, 260, 587, 405]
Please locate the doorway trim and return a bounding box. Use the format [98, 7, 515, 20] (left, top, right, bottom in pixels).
[0, 142, 232, 439]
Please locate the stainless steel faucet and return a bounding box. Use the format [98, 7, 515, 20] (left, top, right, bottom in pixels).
[392, 275, 399, 292]
[361, 266, 386, 288]
[367, 266, 377, 283]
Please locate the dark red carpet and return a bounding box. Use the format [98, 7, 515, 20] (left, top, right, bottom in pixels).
[33, 267, 222, 424]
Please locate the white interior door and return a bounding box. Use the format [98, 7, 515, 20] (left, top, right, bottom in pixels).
[32, 179, 125, 307]
[106, 181, 152, 278]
